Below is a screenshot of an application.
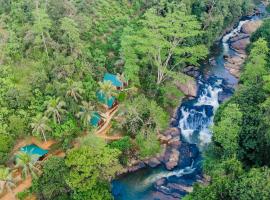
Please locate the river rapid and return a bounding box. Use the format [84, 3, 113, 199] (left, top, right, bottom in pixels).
[112, 4, 267, 200]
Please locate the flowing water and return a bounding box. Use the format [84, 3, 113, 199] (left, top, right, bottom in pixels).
[112, 5, 267, 200]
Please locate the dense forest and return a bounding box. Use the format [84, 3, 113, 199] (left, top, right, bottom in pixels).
[1, 0, 268, 200]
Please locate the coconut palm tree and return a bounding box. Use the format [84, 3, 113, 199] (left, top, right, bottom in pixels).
[98, 81, 117, 107]
[15, 152, 40, 179]
[45, 97, 67, 124]
[30, 114, 51, 142]
[65, 78, 84, 102]
[76, 101, 96, 128]
[0, 167, 16, 194]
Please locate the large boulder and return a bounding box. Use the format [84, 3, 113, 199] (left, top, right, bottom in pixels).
[175, 79, 197, 97]
[241, 20, 262, 34]
[229, 33, 250, 43]
[231, 37, 250, 52]
[224, 54, 246, 78]
[145, 157, 161, 168]
[165, 149, 180, 170]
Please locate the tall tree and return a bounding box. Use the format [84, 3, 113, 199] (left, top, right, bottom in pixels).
[32, 2, 52, 56]
[65, 79, 84, 102]
[122, 7, 208, 85]
[45, 97, 67, 124]
[15, 152, 40, 179]
[213, 103, 242, 158]
[60, 17, 82, 56]
[98, 81, 117, 107]
[65, 146, 122, 193]
[30, 114, 51, 142]
[76, 101, 96, 128]
[0, 167, 16, 194]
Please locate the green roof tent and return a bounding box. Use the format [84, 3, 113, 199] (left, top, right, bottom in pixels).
[103, 73, 123, 88]
[20, 144, 48, 161]
[97, 91, 116, 108]
[90, 112, 102, 127]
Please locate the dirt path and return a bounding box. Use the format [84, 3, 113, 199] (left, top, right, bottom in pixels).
[1, 177, 32, 200]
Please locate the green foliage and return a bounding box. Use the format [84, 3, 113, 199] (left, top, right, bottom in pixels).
[109, 136, 132, 152]
[213, 104, 242, 157]
[122, 6, 208, 86]
[33, 157, 70, 200]
[65, 146, 121, 193]
[251, 18, 270, 47]
[17, 189, 31, 200]
[0, 134, 14, 165]
[120, 95, 168, 137]
[192, 0, 254, 45]
[136, 131, 161, 158]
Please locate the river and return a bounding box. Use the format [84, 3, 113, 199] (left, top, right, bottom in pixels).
[112, 4, 267, 200]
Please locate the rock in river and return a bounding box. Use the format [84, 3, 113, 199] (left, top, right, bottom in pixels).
[231, 37, 250, 52]
[241, 20, 262, 34]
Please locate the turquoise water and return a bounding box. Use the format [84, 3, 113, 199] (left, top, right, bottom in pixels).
[20, 144, 48, 158]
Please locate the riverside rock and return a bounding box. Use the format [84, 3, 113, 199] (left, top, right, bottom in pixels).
[175, 78, 197, 97]
[165, 149, 180, 170]
[145, 157, 161, 168]
[231, 37, 250, 52]
[241, 20, 262, 34]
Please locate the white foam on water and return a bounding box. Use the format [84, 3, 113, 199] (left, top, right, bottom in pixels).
[141, 161, 196, 188]
[222, 20, 249, 54]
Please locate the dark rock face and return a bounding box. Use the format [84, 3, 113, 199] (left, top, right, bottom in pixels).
[182, 66, 200, 78]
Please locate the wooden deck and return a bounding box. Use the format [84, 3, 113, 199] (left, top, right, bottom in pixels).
[94, 106, 123, 141]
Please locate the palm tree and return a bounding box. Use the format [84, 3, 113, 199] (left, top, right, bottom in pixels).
[15, 152, 40, 179]
[45, 97, 67, 124]
[76, 101, 95, 128]
[98, 81, 117, 107]
[30, 114, 51, 142]
[65, 78, 84, 102]
[117, 73, 126, 86]
[0, 167, 16, 194]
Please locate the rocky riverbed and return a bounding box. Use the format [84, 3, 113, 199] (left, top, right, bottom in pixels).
[224, 19, 262, 77]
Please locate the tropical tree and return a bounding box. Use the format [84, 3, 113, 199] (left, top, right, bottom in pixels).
[31, 2, 52, 57]
[65, 79, 84, 102]
[30, 114, 51, 142]
[122, 7, 208, 85]
[15, 152, 40, 179]
[98, 81, 117, 107]
[45, 98, 67, 124]
[76, 101, 95, 128]
[0, 167, 16, 194]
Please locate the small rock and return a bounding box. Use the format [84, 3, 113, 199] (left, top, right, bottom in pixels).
[155, 178, 167, 187]
[145, 157, 161, 168]
[128, 162, 145, 172]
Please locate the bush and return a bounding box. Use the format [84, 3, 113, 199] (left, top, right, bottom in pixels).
[136, 131, 161, 158]
[109, 136, 132, 151]
[32, 157, 70, 200]
[17, 189, 31, 200]
[0, 134, 14, 164]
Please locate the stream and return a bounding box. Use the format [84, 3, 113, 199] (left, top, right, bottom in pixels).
[112, 4, 267, 200]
